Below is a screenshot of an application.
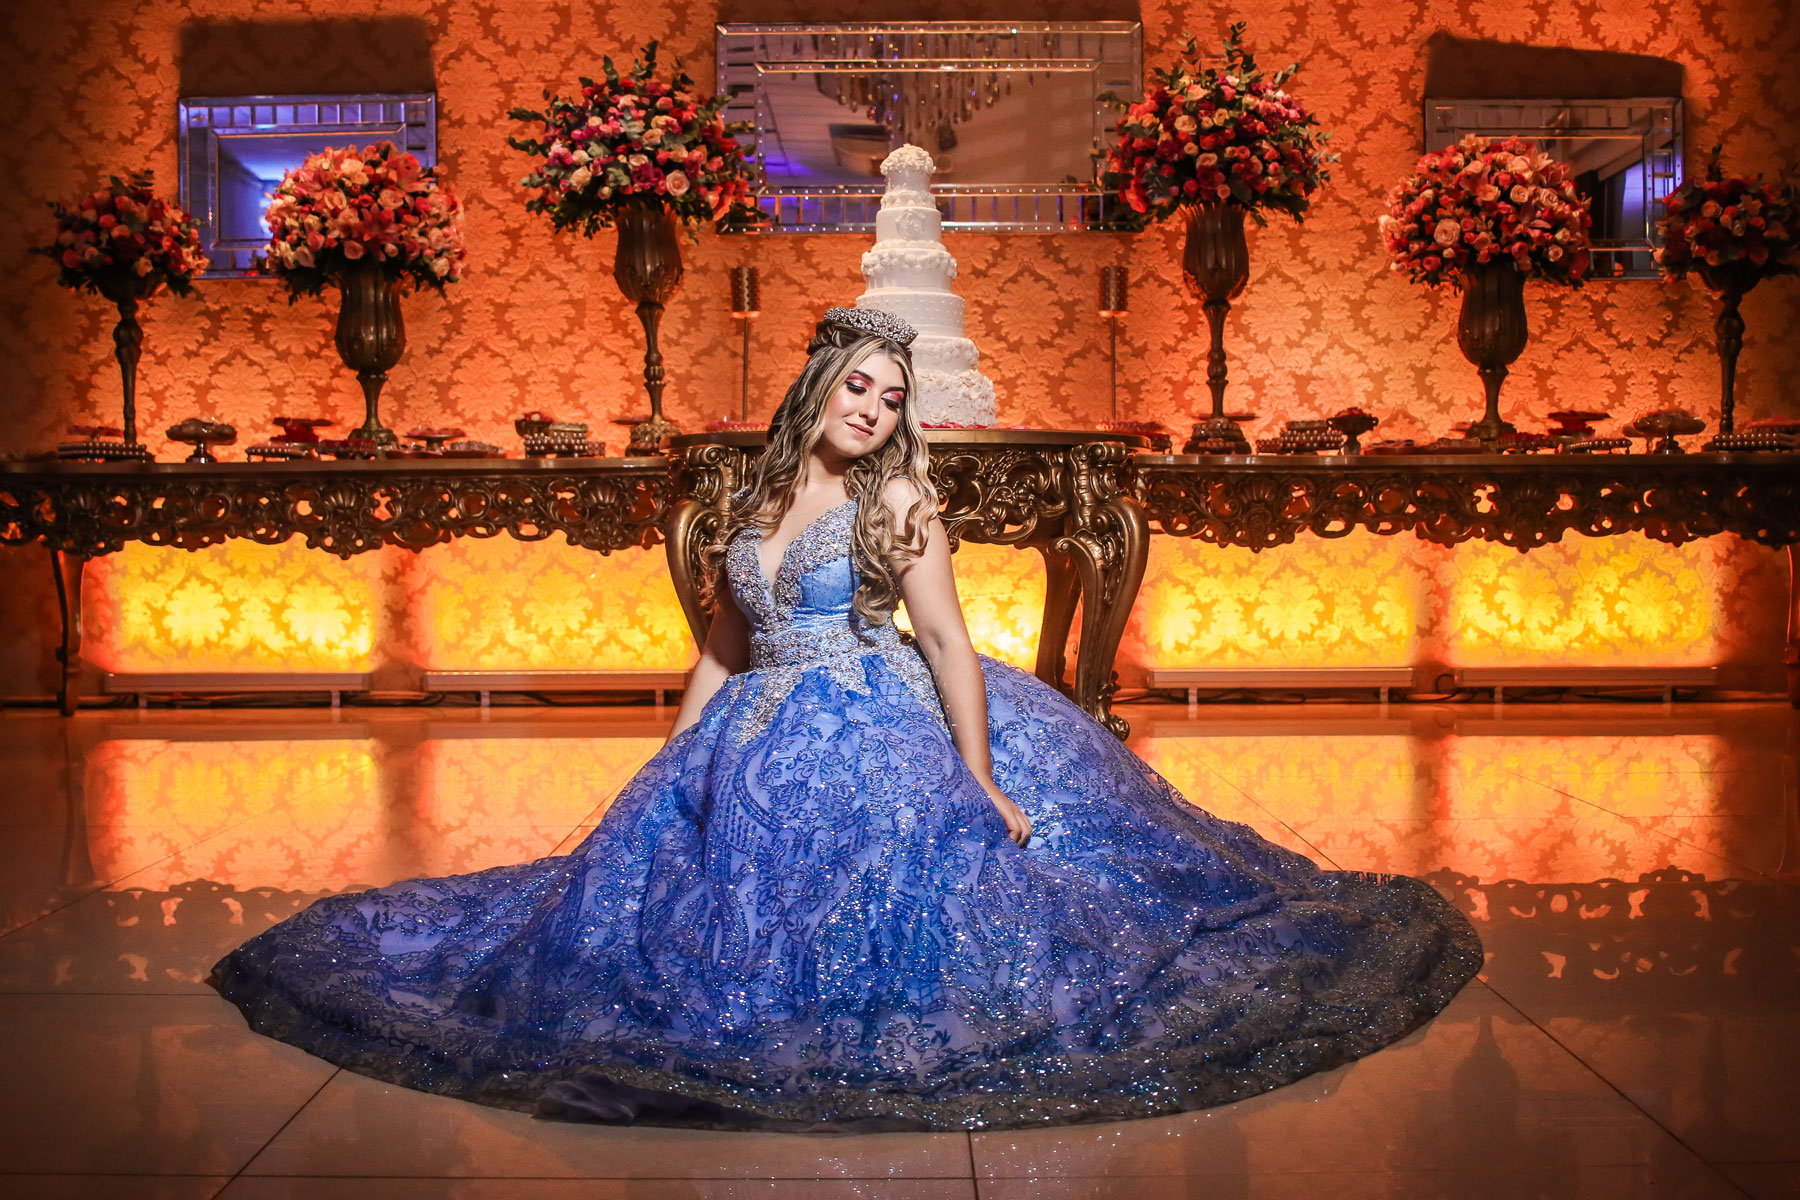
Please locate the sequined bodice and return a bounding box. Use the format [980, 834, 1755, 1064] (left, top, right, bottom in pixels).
[722, 498, 942, 731]
[725, 499, 897, 664]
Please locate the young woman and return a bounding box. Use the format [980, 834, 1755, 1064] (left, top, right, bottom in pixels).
[209, 307, 1480, 1132]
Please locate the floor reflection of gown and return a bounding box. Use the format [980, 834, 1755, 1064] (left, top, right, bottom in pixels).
[208, 499, 1483, 1131]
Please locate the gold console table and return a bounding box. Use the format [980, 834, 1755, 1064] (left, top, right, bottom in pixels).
[0, 457, 674, 715]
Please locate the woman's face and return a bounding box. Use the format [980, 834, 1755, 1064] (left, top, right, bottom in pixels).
[816, 350, 906, 461]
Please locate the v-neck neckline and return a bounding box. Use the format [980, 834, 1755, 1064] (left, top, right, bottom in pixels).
[755, 497, 856, 597]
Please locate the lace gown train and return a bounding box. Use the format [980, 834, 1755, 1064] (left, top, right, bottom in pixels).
[209, 499, 1481, 1131]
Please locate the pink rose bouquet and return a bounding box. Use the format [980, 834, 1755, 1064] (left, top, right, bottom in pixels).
[34, 170, 208, 296]
[1096, 23, 1334, 226]
[1654, 145, 1798, 282]
[259, 141, 466, 300]
[1381, 135, 1593, 289]
[508, 40, 758, 236]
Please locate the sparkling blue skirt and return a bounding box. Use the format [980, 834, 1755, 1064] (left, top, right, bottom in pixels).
[208, 652, 1481, 1131]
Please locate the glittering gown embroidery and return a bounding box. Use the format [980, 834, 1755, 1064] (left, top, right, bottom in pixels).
[207, 498, 1482, 1131]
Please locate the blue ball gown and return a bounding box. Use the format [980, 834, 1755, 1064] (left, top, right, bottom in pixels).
[208, 498, 1481, 1131]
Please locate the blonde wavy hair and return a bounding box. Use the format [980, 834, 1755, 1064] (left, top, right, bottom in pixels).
[700, 319, 938, 627]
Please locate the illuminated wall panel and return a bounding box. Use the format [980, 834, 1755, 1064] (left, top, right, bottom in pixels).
[86, 542, 386, 673]
[409, 540, 695, 671]
[946, 541, 1046, 671]
[1442, 536, 1718, 666]
[1129, 536, 1425, 669]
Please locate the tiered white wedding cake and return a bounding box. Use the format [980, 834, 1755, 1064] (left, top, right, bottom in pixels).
[854, 145, 996, 427]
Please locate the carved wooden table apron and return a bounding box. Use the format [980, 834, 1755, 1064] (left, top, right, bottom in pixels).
[1132, 452, 1800, 704]
[664, 430, 1150, 739]
[0, 458, 675, 714]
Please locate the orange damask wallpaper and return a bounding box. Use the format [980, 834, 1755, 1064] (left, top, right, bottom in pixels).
[2, 0, 1797, 696]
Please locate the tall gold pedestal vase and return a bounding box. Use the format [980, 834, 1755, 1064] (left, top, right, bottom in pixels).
[1456, 261, 1529, 449]
[614, 198, 684, 454]
[94, 275, 159, 449]
[333, 263, 405, 447]
[1181, 203, 1253, 453]
[1699, 260, 1761, 435]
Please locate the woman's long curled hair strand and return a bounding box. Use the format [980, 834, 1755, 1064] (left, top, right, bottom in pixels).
[699, 320, 937, 628]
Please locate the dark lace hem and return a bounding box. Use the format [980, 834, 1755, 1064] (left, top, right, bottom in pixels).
[207, 871, 1482, 1133]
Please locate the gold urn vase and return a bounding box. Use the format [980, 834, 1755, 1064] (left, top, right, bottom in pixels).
[1455, 260, 1529, 449]
[614, 198, 685, 453]
[333, 263, 406, 447]
[1181, 203, 1253, 453]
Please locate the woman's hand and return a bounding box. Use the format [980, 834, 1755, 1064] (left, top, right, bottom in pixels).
[980, 778, 1033, 848]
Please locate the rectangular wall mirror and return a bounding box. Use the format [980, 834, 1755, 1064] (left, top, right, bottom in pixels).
[1424, 98, 1682, 279]
[178, 92, 437, 278]
[715, 22, 1141, 233]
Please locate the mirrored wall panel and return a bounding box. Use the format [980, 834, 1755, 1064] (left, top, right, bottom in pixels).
[716, 22, 1140, 233]
[1425, 98, 1682, 279]
[178, 93, 437, 278]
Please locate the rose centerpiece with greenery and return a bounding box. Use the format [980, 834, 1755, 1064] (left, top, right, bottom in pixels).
[508, 41, 758, 450]
[1654, 145, 1799, 433]
[33, 170, 210, 451]
[259, 140, 466, 447]
[1097, 23, 1334, 451]
[1381, 134, 1592, 447]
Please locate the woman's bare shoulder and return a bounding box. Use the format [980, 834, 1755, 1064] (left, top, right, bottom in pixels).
[878, 475, 935, 511]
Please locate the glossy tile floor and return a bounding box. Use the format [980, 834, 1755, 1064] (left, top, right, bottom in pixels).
[0, 701, 1795, 1200]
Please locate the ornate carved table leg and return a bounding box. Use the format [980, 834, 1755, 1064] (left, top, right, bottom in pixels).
[1034, 548, 1081, 694]
[1787, 544, 1800, 709]
[50, 549, 87, 716]
[1058, 443, 1151, 741]
[665, 443, 745, 649]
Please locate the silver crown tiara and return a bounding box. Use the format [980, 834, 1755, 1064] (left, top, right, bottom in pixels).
[820, 305, 917, 347]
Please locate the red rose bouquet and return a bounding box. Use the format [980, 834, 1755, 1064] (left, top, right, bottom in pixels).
[1096, 23, 1333, 225]
[508, 40, 758, 236]
[259, 140, 466, 300]
[1381, 135, 1593, 289]
[1655, 146, 1798, 281]
[34, 170, 208, 296]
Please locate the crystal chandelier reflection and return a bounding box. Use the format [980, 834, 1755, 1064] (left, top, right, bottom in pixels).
[819, 67, 1024, 152]
[807, 30, 1045, 153]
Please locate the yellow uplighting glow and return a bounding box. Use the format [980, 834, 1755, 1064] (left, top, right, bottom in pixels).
[1444, 536, 1718, 665]
[88, 542, 382, 672]
[412, 541, 696, 671]
[1132, 537, 1422, 669]
[86, 739, 379, 884]
[82, 530, 1734, 681]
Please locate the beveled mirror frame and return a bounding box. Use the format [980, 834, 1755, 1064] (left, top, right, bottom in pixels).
[715, 21, 1141, 234]
[178, 92, 437, 278]
[1424, 97, 1683, 280]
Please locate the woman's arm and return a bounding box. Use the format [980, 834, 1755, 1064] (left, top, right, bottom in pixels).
[665, 587, 752, 743]
[887, 479, 1033, 847]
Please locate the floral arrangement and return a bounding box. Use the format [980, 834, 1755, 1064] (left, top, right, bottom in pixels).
[259, 141, 465, 300]
[1095, 23, 1334, 225]
[1655, 146, 1799, 281]
[34, 171, 209, 296]
[1381, 135, 1593, 288]
[508, 41, 758, 236]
